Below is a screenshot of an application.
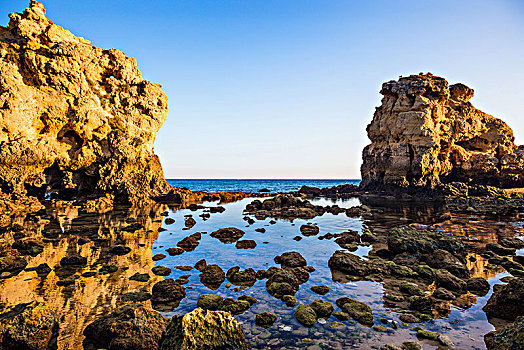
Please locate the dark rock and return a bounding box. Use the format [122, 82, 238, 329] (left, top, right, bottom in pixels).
[226, 266, 256, 286]
[219, 298, 250, 315]
[311, 285, 330, 295]
[129, 273, 150, 282]
[486, 243, 516, 256]
[210, 227, 245, 243]
[274, 251, 307, 268]
[152, 254, 166, 261]
[209, 206, 225, 213]
[194, 259, 207, 272]
[109, 245, 131, 256]
[184, 217, 196, 228]
[483, 278, 524, 321]
[300, 224, 319, 236]
[435, 269, 466, 292]
[177, 232, 201, 251]
[99, 264, 118, 275]
[310, 299, 334, 318]
[399, 282, 424, 296]
[282, 295, 296, 307]
[238, 295, 257, 306]
[467, 277, 490, 295]
[255, 228, 266, 233]
[387, 226, 466, 257]
[152, 266, 171, 276]
[499, 237, 524, 249]
[328, 251, 370, 276]
[83, 304, 166, 350]
[59, 255, 87, 267]
[235, 240, 256, 249]
[408, 296, 433, 312]
[255, 312, 276, 328]
[432, 287, 455, 300]
[199, 264, 225, 289]
[166, 247, 184, 256]
[427, 249, 469, 278]
[164, 218, 175, 225]
[120, 292, 151, 302]
[151, 279, 186, 304]
[26, 263, 52, 277]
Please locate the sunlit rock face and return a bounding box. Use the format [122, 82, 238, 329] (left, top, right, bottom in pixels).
[0, 1, 171, 201]
[361, 73, 524, 192]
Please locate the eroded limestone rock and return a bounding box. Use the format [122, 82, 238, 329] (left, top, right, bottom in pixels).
[361, 73, 524, 193]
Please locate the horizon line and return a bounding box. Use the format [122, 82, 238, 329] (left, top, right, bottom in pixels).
[166, 178, 362, 181]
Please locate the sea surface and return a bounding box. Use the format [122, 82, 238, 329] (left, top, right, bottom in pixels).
[167, 179, 360, 193]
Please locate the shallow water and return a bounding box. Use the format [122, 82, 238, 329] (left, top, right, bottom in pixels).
[0, 196, 522, 349]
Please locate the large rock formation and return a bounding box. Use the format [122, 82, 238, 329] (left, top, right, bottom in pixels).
[361, 73, 524, 193]
[0, 1, 171, 201]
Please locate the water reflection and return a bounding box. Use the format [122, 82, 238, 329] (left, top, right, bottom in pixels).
[0, 196, 522, 349]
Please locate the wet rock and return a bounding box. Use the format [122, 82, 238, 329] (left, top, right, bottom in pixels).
[399, 282, 424, 296]
[194, 259, 207, 272]
[12, 238, 44, 256]
[484, 315, 524, 350]
[199, 264, 225, 289]
[25, 263, 52, 277]
[120, 292, 151, 302]
[152, 266, 171, 276]
[408, 296, 433, 312]
[310, 299, 334, 318]
[59, 255, 87, 267]
[210, 227, 245, 243]
[399, 314, 419, 323]
[282, 295, 297, 307]
[184, 217, 196, 228]
[432, 287, 455, 300]
[209, 206, 225, 213]
[158, 308, 249, 350]
[0, 301, 58, 350]
[235, 240, 256, 249]
[336, 297, 374, 326]
[402, 341, 422, 350]
[255, 228, 266, 233]
[435, 269, 466, 292]
[177, 232, 201, 251]
[0, 249, 28, 278]
[219, 298, 250, 315]
[387, 226, 466, 257]
[438, 335, 454, 347]
[483, 277, 524, 321]
[255, 312, 276, 328]
[486, 243, 516, 256]
[165, 218, 175, 225]
[196, 294, 224, 311]
[83, 304, 166, 350]
[226, 266, 256, 286]
[274, 251, 307, 268]
[467, 277, 490, 295]
[416, 328, 440, 341]
[499, 237, 524, 249]
[334, 230, 360, 247]
[361, 231, 378, 243]
[266, 268, 301, 298]
[109, 245, 131, 256]
[151, 279, 186, 304]
[153, 254, 167, 261]
[300, 224, 319, 236]
[130, 273, 150, 282]
[311, 285, 329, 295]
[373, 325, 387, 332]
[99, 264, 118, 275]
[332, 311, 350, 321]
[427, 249, 469, 278]
[166, 247, 185, 256]
[294, 305, 317, 327]
[174, 266, 193, 271]
[238, 295, 257, 306]
[328, 251, 370, 276]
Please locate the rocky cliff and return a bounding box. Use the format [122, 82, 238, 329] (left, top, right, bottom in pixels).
[0, 1, 171, 201]
[360, 73, 524, 193]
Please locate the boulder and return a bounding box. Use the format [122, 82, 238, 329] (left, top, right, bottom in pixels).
[159, 308, 249, 350]
[294, 305, 317, 327]
[151, 279, 186, 304]
[484, 316, 524, 350]
[335, 297, 374, 326]
[83, 304, 166, 350]
[0, 301, 58, 350]
[483, 278, 524, 321]
[210, 228, 245, 243]
[360, 73, 524, 192]
[199, 264, 225, 289]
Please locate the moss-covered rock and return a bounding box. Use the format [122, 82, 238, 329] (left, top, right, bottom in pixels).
[159, 308, 249, 350]
[255, 312, 276, 328]
[310, 299, 334, 319]
[282, 295, 297, 307]
[294, 305, 317, 327]
[484, 316, 524, 350]
[399, 282, 424, 296]
[335, 297, 373, 326]
[219, 299, 251, 315]
[196, 295, 223, 311]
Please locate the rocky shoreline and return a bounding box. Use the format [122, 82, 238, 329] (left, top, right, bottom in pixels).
[0, 2, 523, 350]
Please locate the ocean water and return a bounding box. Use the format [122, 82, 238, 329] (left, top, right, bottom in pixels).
[166, 179, 361, 193]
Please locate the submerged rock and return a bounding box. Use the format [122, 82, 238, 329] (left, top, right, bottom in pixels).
[255, 312, 276, 328]
[83, 304, 166, 350]
[226, 266, 256, 286]
[159, 308, 250, 350]
[151, 279, 186, 304]
[335, 297, 374, 326]
[199, 264, 225, 289]
[196, 294, 224, 311]
[210, 228, 245, 243]
[0, 301, 58, 350]
[294, 305, 317, 327]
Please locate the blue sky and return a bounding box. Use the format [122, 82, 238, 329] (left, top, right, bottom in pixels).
[2, 1, 523, 179]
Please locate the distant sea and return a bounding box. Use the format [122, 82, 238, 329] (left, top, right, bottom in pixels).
[166, 179, 361, 193]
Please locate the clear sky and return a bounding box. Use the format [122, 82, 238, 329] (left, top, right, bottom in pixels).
[2, 1, 523, 179]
